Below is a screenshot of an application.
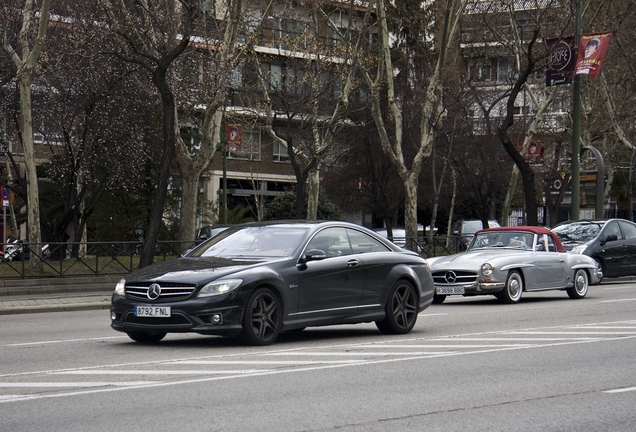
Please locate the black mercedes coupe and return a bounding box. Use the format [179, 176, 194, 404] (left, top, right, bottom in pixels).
[111, 221, 434, 345]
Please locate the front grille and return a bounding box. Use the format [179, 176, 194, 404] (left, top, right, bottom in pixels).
[432, 270, 477, 285]
[125, 282, 196, 302]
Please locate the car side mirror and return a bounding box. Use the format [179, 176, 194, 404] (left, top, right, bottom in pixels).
[304, 249, 327, 261]
[297, 249, 327, 269]
[602, 234, 618, 245]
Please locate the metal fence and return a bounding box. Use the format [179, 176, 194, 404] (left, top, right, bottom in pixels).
[391, 236, 469, 257]
[0, 236, 466, 280]
[0, 240, 196, 280]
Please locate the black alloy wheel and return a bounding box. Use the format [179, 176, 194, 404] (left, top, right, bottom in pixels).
[240, 287, 282, 346]
[376, 280, 418, 334]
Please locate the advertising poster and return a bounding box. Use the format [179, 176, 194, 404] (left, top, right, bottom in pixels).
[574, 32, 612, 78]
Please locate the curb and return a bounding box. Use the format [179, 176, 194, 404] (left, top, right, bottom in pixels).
[0, 300, 111, 315]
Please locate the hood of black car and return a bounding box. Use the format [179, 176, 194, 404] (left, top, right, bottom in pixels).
[125, 257, 270, 284]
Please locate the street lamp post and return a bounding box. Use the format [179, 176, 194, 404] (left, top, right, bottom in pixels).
[571, 0, 582, 220]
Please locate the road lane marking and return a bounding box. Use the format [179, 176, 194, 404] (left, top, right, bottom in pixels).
[600, 298, 636, 303]
[263, 351, 455, 356]
[56, 370, 267, 375]
[3, 334, 635, 404]
[604, 386, 636, 394]
[173, 360, 363, 365]
[0, 382, 156, 388]
[6, 336, 127, 347]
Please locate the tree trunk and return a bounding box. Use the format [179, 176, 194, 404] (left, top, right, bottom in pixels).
[404, 177, 418, 252]
[139, 69, 176, 268]
[306, 167, 320, 220]
[19, 77, 43, 270]
[179, 167, 200, 253]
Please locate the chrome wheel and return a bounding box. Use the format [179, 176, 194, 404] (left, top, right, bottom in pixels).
[567, 269, 588, 299]
[499, 270, 523, 304]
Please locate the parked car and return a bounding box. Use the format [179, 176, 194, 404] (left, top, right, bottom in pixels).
[426, 226, 600, 304]
[196, 224, 232, 243]
[552, 218, 636, 282]
[451, 219, 500, 249]
[111, 220, 435, 345]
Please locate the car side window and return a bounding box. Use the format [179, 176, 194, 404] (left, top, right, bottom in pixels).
[306, 228, 352, 257]
[346, 229, 391, 254]
[546, 236, 558, 252]
[603, 221, 623, 240]
[536, 236, 547, 252]
[619, 221, 636, 239]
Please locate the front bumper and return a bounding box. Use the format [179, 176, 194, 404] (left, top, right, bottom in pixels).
[110, 294, 244, 336]
[434, 281, 505, 296]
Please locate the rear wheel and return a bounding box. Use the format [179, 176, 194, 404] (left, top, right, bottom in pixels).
[567, 269, 588, 299]
[497, 270, 523, 304]
[127, 331, 166, 343]
[376, 280, 418, 334]
[240, 288, 282, 346]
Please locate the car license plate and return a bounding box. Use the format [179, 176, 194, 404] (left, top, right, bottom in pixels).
[134, 306, 171, 317]
[436, 286, 465, 295]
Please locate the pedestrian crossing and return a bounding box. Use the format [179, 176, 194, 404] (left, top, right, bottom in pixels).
[1, 319, 635, 403]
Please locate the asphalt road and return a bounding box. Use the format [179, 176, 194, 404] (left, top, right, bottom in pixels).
[1, 281, 635, 432]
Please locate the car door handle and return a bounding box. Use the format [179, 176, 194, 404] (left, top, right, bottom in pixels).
[347, 259, 359, 267]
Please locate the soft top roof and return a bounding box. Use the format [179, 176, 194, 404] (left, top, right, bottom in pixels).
[477, 226, 566, 252]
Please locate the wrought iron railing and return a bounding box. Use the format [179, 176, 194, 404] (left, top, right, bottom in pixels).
[0, 236, 466, 279]
[0, 240, 196, 280]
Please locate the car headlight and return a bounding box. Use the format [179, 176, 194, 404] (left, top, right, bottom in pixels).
[114, 278, 126, 296]
[481, 263, 494, 276]
[198, 279, 243, 298]
[571, 244, 588, 254]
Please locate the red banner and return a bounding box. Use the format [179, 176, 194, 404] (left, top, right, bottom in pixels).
[226, 124, 242, 152]
[574, 32, 612, 78]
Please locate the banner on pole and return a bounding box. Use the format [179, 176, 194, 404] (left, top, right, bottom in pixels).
[574, 32, 612, 78]
[546, 37, 575, 86]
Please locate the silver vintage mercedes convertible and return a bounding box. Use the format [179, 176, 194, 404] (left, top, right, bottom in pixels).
[427, 226, 601, 304]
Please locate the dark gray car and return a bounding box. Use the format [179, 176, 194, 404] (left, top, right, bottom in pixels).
[111, 220, 434, 345]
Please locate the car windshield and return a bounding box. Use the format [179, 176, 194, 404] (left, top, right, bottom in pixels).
[552, 222, 603, 242]
[462, 221, 483, 235]
[468, 231, 535, 251]
[188, 225, 310, 258]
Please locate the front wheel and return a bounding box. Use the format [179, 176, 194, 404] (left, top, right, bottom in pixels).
[497, 270, 523, 304]
[127, 331, 166, 343]
[567, 269, 589, 299]
[376, 280, 418, 334]
[240, 288, 282, 346]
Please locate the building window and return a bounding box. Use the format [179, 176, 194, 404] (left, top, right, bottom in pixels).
[272, 140, 289, 162]
[497, 57, 518, 84]
[266, 64, 283, 90]
[469, 61, 493, 82]
[228, 127, 261, 160]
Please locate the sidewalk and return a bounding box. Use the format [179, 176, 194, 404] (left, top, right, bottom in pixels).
[0, 276, 119, 315]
